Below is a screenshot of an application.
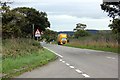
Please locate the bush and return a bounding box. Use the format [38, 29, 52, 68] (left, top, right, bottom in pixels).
[74, 30, 90, 38]
[2, 38, 43, 59]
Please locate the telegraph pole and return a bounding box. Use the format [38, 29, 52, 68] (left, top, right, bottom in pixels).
[32, 24, 34, 39]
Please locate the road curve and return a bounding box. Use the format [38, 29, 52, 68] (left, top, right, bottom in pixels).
[17, 42, 118, 78]
[41, 42, 118, 78]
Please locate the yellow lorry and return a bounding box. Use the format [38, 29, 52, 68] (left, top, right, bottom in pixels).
[57, 33, 67, 45]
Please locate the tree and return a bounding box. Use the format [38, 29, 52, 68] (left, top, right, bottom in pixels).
[1, 1, 23, 38]
[41, 29, 57, 42]
[73, 23, 86, 32]
[0, 1, 13, 13]
[12, 7, 50, 37]
[101, 1, 120, 19]
[109, 19, 120, 33]
[100, 1, 120, 34]
[73, 23, 89, 38]
[74, 30, 89, 38]
[1, 4, 50, 38]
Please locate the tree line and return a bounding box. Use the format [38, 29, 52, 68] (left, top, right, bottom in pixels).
[1, 2, 50, 39]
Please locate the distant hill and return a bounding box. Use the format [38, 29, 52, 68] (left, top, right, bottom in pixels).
[58, 30, 112, 36]
[58, 31, 74, 36]
[98, 30, 112, 33]
[86, 29, 98, 34]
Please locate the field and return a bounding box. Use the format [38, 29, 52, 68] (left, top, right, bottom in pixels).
[65, 32, 118, 53]
[1, 38, 56, 77]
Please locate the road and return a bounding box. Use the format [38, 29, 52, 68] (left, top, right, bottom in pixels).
[17, 42, 118, 78]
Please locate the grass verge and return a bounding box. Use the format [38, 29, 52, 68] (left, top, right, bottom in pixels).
[2, 38, 57, 78]
[64, 43, 118, 53]
[2, 49, 56, 73]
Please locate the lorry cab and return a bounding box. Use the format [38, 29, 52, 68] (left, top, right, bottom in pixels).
[57, 34, 67, 45]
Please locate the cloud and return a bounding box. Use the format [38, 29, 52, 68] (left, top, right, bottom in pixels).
[8, 0, 111, 31]
[9, 0, 106, 19]
[10, 0, 101, 3]
[48, 15, 111, 31]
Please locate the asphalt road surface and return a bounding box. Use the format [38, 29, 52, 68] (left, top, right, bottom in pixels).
[17, 42, 118, 78]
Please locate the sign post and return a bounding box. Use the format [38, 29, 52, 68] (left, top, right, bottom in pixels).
[32, 24, 34, 39]
[35, 29, 41, 41]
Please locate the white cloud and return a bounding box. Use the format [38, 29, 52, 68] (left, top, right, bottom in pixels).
[10, 0, 102, 3]
[8, 0, 111, 31]
[10, 0, 106, 19]
[48, 15, 111, 31]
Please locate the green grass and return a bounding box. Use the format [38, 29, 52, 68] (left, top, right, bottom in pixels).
[2, 48, 56, 74]
[0, 56, 2, 74]
[64, 43, 118, 53]
[2, 38, 57, 78]
[2, 38, 42, 58]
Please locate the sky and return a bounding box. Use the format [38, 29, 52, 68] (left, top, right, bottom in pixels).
[5, 0, 112, 31]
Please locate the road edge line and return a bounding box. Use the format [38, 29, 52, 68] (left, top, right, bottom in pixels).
[43, 47, 63, 58]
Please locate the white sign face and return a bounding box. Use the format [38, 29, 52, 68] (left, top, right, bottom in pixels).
[103, 0, 120, 2]
[35, 29, 41, 37]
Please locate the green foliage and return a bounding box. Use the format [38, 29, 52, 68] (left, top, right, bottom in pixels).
[76, 23, 86, 29]
[109, 19, 120, 34]
[100, 2, 120, 35]
[2, 38, 56, 75]
[65, 31, 118, 53]
[12, 7, 50, 30]
[74, 30, 90, 38]
[41, 29, 58, 42]
[2, 38, 42, 58]
[73, 23, 87, 31]
[64, 43, 118, 53]
[2, 48, 56, 74]
[2, 5, 50, 39]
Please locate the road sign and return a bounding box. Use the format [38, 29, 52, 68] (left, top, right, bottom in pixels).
[35, 29, 41, 37]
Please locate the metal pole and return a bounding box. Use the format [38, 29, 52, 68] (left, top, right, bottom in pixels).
[33, 24, 34, 39]
[37, 37, 38, 41]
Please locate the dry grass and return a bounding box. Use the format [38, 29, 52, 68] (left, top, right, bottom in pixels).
[66, 34, 118, 53]
[2, 38, 56, 76]
[2, 38, 43, 58]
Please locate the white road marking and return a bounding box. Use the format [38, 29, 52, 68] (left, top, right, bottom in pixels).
[66, 63, 70, 66]
[82, 74, 90, 78]
[44, 46, 91, 78]
[60, 60, 90, 77]
[43, 47, 63, 58]
[59, 59, 62, 62]
[62, 61, 65, 63]
[107, 57, 116, 59]
[112, 58, 116, 59]
[69, 66, 75, 69]
[75, 69, 82, 73]
[107, 57, 111, 59]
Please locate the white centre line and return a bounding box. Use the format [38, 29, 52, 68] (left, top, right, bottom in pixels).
[62, 61, 65, 63]
[66, 63, 70, 66]
[59, 59, 90, 78]
[112, 58, 116, 59]
[44, 46, 90, 78]
[75, 69, 82, 73]
[107, 57, 116, 59]
[107, 57, 111, 59]
[82, 74, 90, 78]
[43, 47, 63, 58]
[69, 66, 75, 69]
[59, 59, 62, 62]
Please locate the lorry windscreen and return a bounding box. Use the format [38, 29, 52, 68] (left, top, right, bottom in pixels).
[61, 38, 67, 41]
